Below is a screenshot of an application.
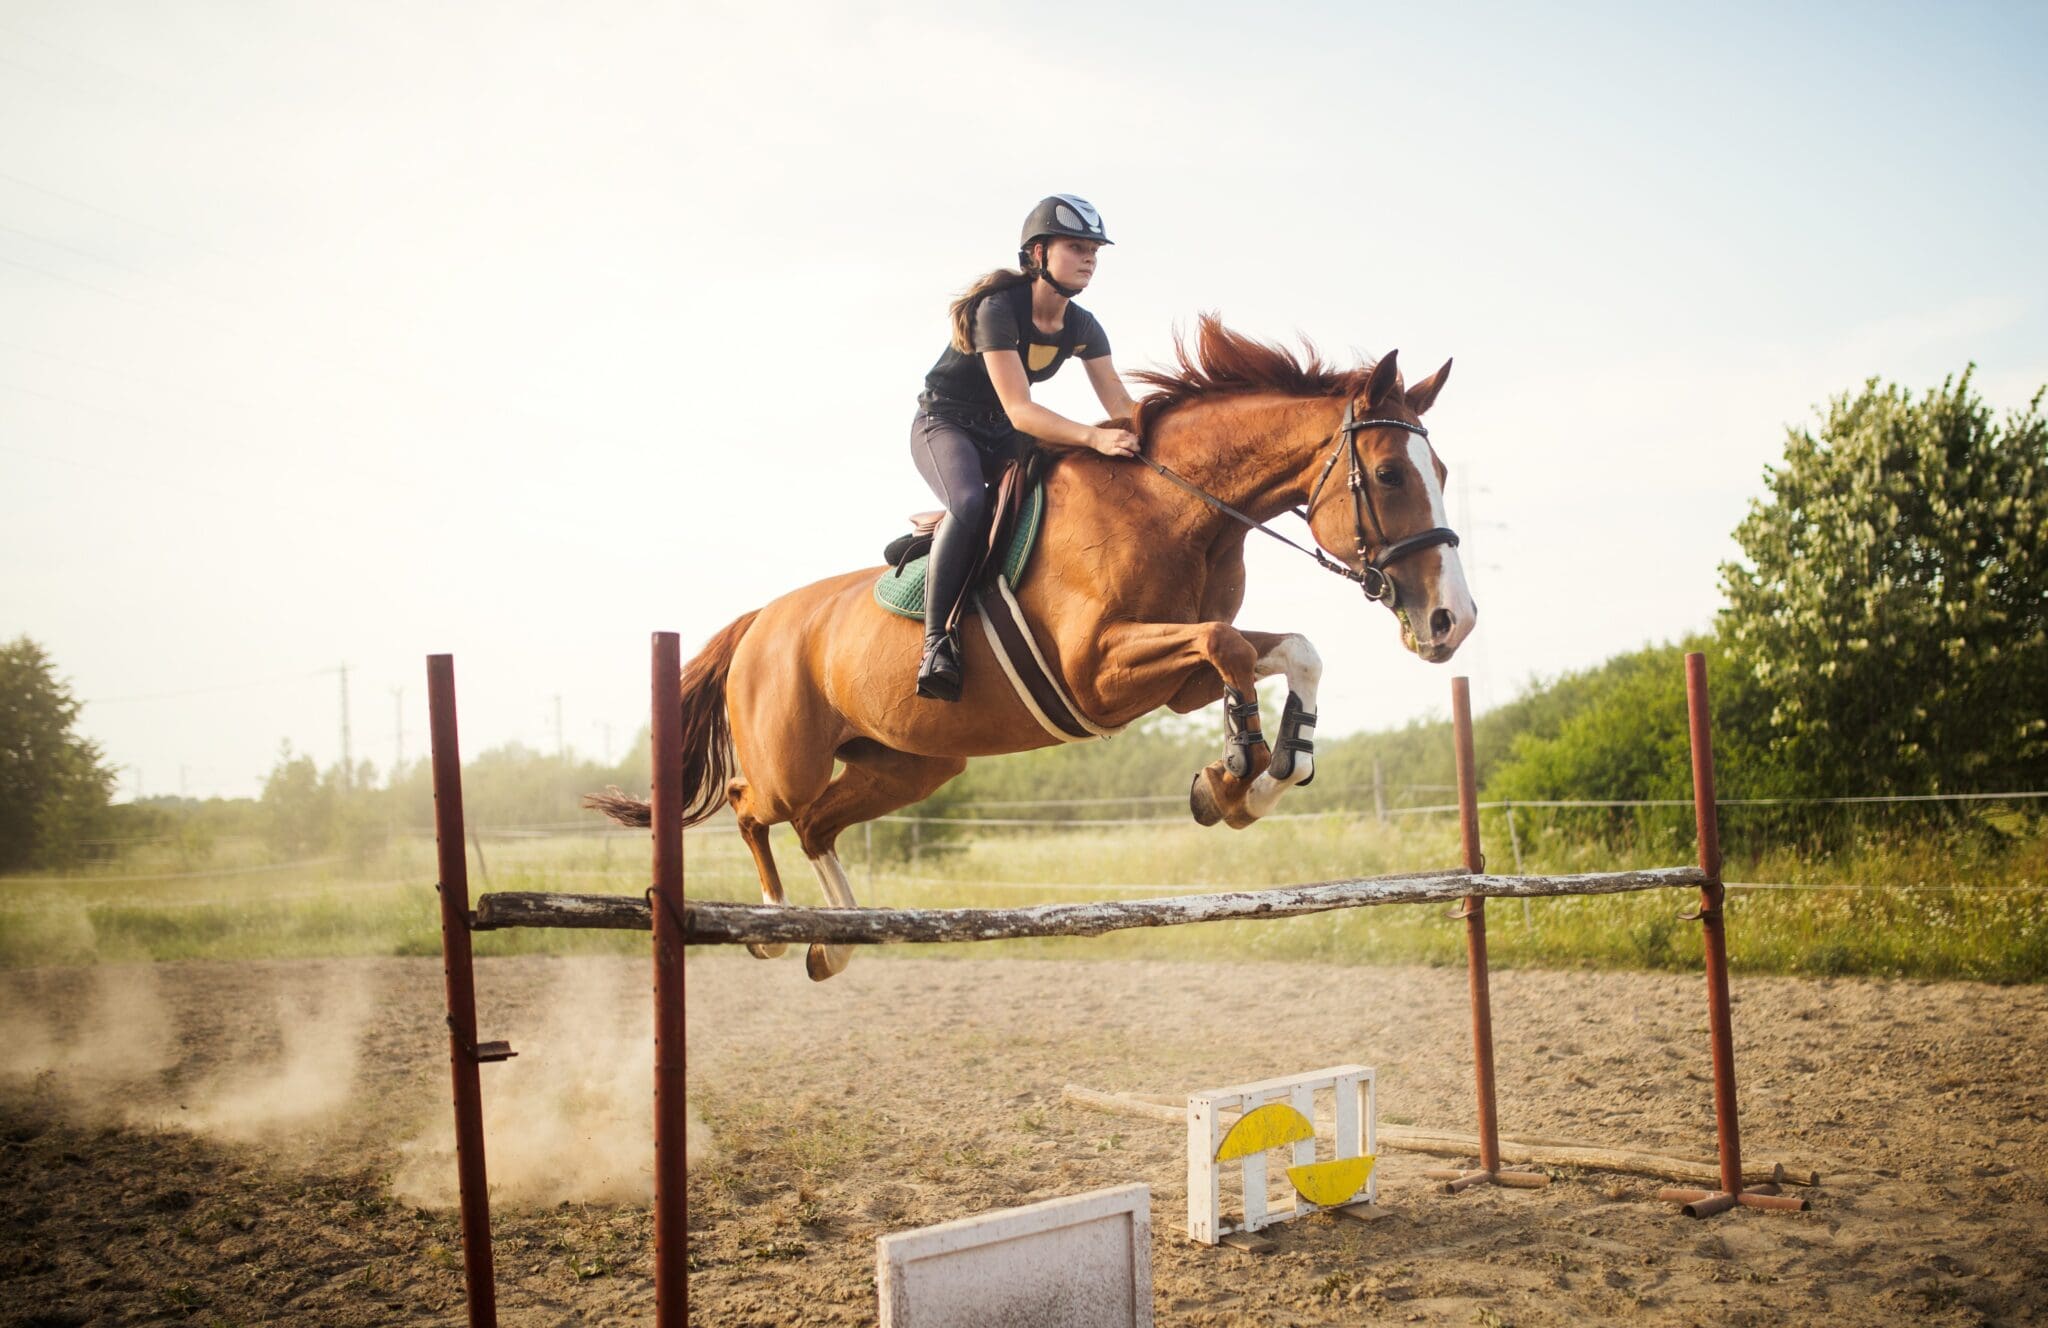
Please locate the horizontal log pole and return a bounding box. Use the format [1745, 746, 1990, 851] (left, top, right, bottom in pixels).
[472, 891, 649, 930]
[1060, 1085, 1818, 1189]
[470, 865, 1708, 943]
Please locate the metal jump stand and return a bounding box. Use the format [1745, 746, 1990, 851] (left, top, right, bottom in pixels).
[1432, 655, 1807, 1217]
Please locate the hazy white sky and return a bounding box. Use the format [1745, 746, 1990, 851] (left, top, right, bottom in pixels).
[4, 1, 2043, 801]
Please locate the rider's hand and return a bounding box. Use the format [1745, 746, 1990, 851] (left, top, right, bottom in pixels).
[1089, 426, 1139, 459]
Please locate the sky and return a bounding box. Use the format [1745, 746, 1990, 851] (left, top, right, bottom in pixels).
[3, 1, 2044, 802]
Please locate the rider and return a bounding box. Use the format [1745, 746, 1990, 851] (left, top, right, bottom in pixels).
[911, 194, 1141, 701]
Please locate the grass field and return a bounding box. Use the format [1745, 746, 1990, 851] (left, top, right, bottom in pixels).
[4, 809, 2043, 981]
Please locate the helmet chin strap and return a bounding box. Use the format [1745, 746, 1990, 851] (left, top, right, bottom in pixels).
[1037, 270, 1083, 298]
[1025, 241, 1083, 298]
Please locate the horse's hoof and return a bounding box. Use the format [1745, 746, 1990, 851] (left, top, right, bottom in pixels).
[1190, 771, 1223, 827]
[747, 942, 788, 960]
[806, 943, 850, 982]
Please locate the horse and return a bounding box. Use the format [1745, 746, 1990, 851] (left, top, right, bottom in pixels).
[591, 316, 1475, 980]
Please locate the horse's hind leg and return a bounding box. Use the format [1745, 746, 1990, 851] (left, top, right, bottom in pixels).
[730, 780, 790, 960]
[794, 740, 967, 982]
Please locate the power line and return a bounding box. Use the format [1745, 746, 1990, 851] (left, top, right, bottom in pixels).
[86, 666, 339, 705]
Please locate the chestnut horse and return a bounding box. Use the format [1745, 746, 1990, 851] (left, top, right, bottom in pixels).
[594, 317, 1475, 980]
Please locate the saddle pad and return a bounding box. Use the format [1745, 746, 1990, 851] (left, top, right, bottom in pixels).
[873, 480, 1045, 620]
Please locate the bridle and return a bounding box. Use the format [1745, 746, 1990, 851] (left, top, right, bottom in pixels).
[1135, 398, 1462, 606]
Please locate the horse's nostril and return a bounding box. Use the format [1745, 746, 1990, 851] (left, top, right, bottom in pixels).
[1431, 608, 1454, 639]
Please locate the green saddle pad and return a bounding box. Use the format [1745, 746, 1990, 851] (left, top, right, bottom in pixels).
[874, 480, 1045, 620]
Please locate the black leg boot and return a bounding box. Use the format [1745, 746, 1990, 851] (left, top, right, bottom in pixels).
[916, 513, 976, 702]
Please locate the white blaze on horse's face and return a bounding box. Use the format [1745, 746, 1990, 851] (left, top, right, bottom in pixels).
[1394, 436, 1476, 663]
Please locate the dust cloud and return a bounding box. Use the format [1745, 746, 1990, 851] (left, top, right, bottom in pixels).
[0, 963, 177, 1111]
[138, 981, 375, 1143]
[0, 962, 374, 1148]
[392, 956, 717, 1209]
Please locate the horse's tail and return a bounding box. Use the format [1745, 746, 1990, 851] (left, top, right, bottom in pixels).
[583, 610, 760, 830]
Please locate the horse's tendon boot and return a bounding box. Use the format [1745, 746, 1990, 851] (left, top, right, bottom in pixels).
[1222, 688, 1266, 778]
[1269, 691, 1317, 785]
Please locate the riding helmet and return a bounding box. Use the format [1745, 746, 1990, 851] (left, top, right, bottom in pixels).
[1019, 194, 1112, 256]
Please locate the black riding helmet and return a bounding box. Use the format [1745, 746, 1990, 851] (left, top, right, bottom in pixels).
[1018, 195, 1112, 298]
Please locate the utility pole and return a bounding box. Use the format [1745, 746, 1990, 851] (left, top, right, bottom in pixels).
[392, 687, 405, 785]
[339, 664, 353, 790]
[553, 694, 565, 762]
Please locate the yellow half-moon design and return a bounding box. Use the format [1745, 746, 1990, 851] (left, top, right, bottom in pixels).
[1287, 1155, 1376, 1207]
[1027, 344, 1060, 371]
[1216, 1103, 1315, 1161]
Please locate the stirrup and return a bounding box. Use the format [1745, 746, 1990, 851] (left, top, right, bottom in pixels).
[916, 632, 963, 702]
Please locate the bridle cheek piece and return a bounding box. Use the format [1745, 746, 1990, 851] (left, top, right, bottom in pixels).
[1134, 398, 1460, 609]
[1301, 400, 1460, 607]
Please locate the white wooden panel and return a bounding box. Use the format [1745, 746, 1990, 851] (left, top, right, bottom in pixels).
[1289, 1083, 1317, 1218]
[1184, 1065, 1377, 1242]
[1362, 1071, 1378, 1204]
[1240, 1149, 1269, 1232]
[878, 1184, 1152, 1327]
[1186, 1095, 1220, 1245]
[1334, 1073, 1361, 1163]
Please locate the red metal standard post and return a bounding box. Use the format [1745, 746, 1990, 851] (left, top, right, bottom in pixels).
[1687, 651, 1742, 1202]
[1428, 678, 1549, 1194]
[1659, 653, 1807, 1216]
[428, 655, 497, 1328]
[650, 632, 688, 1327]
[1452, 677, 1502, 1177]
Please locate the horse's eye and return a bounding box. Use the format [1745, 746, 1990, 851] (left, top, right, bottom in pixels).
[1375, 466, 1403, 486]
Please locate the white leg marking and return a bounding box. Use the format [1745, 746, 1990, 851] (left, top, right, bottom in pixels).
[748, 872, 789, 960]
[1246, 635, 1323, 818]
[806, 851, 857, 980]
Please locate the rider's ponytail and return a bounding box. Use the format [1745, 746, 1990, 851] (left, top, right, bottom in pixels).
[948, 266, 1037, 353]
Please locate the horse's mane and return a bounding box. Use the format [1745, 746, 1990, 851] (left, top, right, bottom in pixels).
[1129, 313, 1375, 438]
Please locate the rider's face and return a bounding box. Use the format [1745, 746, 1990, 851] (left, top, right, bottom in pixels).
[1042, 238, 1102, 290]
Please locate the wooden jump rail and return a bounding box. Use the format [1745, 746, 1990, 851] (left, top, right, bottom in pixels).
[471, 866, 1711, 942]
[429, 640, 1801, 1328]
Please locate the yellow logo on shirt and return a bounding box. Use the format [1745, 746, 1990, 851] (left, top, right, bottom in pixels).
[1027, 344, 1060, 371]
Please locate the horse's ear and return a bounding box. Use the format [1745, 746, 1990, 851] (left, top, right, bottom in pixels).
[1405, 358, 1453, 415]
[1364, 350, 1402, 410]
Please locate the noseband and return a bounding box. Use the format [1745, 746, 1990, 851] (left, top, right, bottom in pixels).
[1300, 400, 1462, 604]
[1136, 399, 1461, 608]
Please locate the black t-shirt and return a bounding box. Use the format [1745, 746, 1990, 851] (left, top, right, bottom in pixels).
[921, 283, 1111, 423]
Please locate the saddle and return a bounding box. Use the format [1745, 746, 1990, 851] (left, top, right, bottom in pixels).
[881, 448, 1047, 632]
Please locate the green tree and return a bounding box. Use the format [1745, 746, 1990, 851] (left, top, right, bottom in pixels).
[0, 636, 119, 871]
[260, 743, 335, 858]
[1719, 372, 2047, 793]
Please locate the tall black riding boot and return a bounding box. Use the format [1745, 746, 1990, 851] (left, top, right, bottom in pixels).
[916, 513, 976, 702]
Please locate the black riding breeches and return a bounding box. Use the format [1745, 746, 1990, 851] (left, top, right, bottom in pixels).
[909, 409, 1009, 638]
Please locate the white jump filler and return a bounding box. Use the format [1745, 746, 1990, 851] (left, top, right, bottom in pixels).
[1187, 1064, 1377, 1245]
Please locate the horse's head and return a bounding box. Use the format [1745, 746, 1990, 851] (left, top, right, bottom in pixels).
[1302, 350, 1477, 663]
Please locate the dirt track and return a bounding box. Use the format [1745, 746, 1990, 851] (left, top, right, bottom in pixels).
[3, 952, 2046, 1326]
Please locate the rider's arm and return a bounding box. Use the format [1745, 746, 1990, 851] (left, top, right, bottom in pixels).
[1083, 354, 1138, 421]
[985, 350, 1138, 457]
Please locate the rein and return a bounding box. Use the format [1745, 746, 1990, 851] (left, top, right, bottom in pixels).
[1135, 400, 1461, 605]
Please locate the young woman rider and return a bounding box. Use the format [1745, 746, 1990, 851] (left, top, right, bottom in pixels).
[910, 194, 1141, 701]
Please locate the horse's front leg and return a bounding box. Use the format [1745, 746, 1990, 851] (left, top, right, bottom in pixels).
[1085, 620, 1270, 829]
[1240, 631, 1322, 820]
